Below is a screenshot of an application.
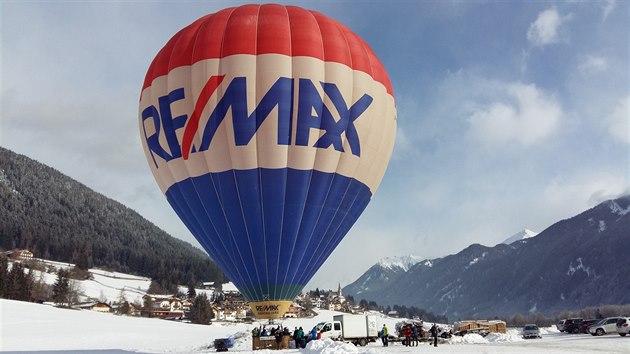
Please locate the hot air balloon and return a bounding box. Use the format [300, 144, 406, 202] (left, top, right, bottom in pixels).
[139, 4, 396, 319]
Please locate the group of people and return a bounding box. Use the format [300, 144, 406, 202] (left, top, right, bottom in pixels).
[379, 322, 442, 347]
[251, 325, 290, 338]
[400, 323, 423, 346]
[251, 325, 319, 349]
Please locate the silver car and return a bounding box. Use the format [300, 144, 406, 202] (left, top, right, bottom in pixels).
[522, 324, 541, 339]
[616, 317, 630, 336]
[588, 317, 622, 336]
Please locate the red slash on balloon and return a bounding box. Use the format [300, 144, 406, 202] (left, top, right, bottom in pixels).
[182, 75, 225, 160]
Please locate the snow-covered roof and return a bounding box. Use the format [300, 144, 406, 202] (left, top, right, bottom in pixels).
[221, 282, 239, 293]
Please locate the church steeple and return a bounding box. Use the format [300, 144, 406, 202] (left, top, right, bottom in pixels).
[337, 283, 342, 297]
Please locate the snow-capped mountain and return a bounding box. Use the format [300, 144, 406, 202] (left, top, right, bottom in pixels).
[377, 255, 423, 271]
[501, 229, 538, 245]
[344, 195, 630, 319]
[343, 255, 423, 296]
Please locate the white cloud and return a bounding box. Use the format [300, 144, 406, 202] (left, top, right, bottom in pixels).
[578, 55, 608, 74]
[607, 96, 629, 144]
[468, 82, 563, 147]
[601, 0, 616, 22]
[527, 8, 572, 47]
[543, 172, 628, 215]
[391, 127, 412, 160]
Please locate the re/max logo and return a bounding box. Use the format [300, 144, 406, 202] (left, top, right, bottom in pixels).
[256, 304, 280, 312]
[141, 75, 373, 168]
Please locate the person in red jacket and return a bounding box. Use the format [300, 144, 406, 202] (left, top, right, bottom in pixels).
[403, 325, 412, 346]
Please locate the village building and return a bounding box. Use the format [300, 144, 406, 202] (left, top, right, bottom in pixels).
[76, 302, 112, 313]
[212, 286, 248, 321]
[6, 249, 34, 260]
[92, 302, 112, 313]
[142, 294, 184, 320]
[284, 303, 301, 318]
[201, 281, 215, 290]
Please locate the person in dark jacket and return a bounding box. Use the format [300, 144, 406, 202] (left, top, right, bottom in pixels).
[412, 325, 419, 346]
[430, 324, 438, 347]
[293, 327, 299, 348]
[298, 327, 306, 348]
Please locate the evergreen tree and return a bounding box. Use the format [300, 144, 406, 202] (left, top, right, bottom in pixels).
[67, 279, 82, 307]
[0, 256, 8, 298]
[31, 271, 50, 302]
[6, 262, 32, 301]
[187, 283, 196, 299]
[147, 280, 163, 295]
[75, 242, 93, 271]
[189, 293, 213, 325]
[143, 296, 154, 317]
[52, 269, 70, 306]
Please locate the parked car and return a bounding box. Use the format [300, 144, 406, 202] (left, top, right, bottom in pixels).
[522, 324, 541, 339]
[563, 318, 584, 334]
[580, 319, 598, 334]
[588, 317, 622, 336]
[616, 317, 630, 336]
[556, 319, 566, 332]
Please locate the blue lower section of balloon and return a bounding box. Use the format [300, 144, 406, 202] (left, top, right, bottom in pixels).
[165, 168, 372, 302]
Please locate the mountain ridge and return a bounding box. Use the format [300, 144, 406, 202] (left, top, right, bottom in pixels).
[0, 146, 227, 290]
[344, 195, 630, 318]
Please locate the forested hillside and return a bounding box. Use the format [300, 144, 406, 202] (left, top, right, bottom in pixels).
[0, 146, 226, 289]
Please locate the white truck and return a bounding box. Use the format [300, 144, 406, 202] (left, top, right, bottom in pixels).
[315, 314, 379, 346]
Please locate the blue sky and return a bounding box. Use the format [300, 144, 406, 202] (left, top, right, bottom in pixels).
[1, 1, 628, 290]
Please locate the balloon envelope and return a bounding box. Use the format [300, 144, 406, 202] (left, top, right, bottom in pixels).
[139, 4, 396, 318]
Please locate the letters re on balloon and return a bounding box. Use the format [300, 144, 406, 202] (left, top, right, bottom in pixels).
[139, 4, 396, 319]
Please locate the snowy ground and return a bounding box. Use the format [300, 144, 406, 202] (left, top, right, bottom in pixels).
[1, 299, 629, 353]
[17, 258, 215, 305]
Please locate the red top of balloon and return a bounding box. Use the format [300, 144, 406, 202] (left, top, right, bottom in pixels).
[142, 4, 393, 95]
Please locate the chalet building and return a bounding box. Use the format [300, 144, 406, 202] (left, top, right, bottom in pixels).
[111, 302, 142, 316]
[387, 310, 399, 318]
[142, 294, 184, 320]
[76, 302, 111, 312]
[222, 292, 246, 308]
[212, 289, 248, 321]
[220, 282, 240, 295]
[284, 303, 301, 318]
[212, 304, 248, 321]
[181, 298, 192, 312]
[7, 249, 33, 260]
[92, 302, 112, 313]
[309, 296, 323, 310]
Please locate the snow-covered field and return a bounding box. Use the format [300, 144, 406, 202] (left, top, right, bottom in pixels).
[17, 258, 216, 305]
[1, 299, 629, 353]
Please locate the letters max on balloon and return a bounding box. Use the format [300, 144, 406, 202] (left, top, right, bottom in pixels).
[142, 75, 373, 167]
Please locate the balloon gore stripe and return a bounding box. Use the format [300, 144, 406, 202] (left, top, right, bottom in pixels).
[165, 168, 372, 301]
[141, 4, 393, 95]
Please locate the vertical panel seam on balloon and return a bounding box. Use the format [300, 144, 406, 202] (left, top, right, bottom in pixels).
[220, 7, 265, 302]
[279, 8, 325, 299]
[250, 4, 269, 302]
[287, 15, 350, 290]
[302, 181, 365, 285]
[186, 16, 257, 301]
[276, 4, 292, 302]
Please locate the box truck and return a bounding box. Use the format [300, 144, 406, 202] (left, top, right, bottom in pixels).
[314, 314, 379, 346]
